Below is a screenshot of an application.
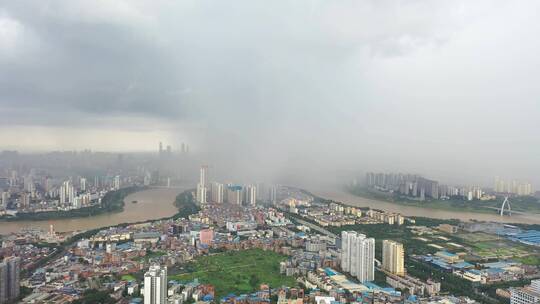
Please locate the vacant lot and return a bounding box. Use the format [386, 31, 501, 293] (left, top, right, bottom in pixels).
[169, 249, 297, 298]
[473, 241, 530, 259]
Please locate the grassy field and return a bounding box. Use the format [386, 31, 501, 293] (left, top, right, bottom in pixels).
[121, 274, 136, 281]
[473, 241, 530, 259]
[456, 232, 499, 243]
[133, 250, 166, 262]
[516, 255, 540, 265]
[169, 249, 296, 298]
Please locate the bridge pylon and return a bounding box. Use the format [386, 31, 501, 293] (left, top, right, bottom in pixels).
[500, 196, 511, 216]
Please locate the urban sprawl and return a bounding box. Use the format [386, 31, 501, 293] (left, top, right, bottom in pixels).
[0, 165, 539, 304]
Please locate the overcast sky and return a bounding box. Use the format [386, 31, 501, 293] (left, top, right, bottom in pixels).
[1, 1, 539, 186]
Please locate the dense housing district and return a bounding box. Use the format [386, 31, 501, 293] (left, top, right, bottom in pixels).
[1, 168, 540, 304]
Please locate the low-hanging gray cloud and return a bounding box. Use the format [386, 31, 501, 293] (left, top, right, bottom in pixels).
[1, 0, 539, 187]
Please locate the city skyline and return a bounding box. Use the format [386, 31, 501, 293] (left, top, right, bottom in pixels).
[1, 1, 540, 303]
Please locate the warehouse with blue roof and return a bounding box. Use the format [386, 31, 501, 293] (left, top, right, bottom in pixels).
[509, 230, 540, 246]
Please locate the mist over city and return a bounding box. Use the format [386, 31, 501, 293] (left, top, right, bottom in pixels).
[1, 1, 540, 188]
[1, 2, 540, 304]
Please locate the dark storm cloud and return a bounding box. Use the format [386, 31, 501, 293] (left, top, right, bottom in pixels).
[1, 0, 539, 186]
[0, 0, 460, 125]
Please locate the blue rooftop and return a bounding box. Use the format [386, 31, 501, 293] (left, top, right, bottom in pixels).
[324, 268, 339, 276]
[510, 230, 540, 245]
[117, 243, 132, 250]
[453, 262, 474, 269]
[483, 261, 513, 269]
[486, 267, 505, 274]
[438, 251, 457, 257]
[467, 269, 482, 275]
[363, 282, 382, 290]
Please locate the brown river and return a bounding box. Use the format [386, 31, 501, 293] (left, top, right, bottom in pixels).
[1, 185, 539, 235]
[0, 187, 185, 235]
[311, 187, 540, 225]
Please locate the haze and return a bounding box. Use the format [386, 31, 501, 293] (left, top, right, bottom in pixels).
[1, 1, 539, 187]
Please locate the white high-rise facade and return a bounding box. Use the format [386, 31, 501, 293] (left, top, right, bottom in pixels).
[0, 192, 8, 209]
[196, 183, 207, 204]
[196, 166, 208, 204]
[269, 186, 278, 203]
[59, 181, 75, 207]
[245, 185, 257, 206]
[511, 279, 540, 304]
[144, 265, 167, 304]
[199, 166, 207, 186]
[113, 175, 121, 190]
[210, 182, 224, 203]
[341, 231, 353, 272]
[341, 231, 375, 282]
[382, 240, 405, 276]
[80, 177, 86, 192]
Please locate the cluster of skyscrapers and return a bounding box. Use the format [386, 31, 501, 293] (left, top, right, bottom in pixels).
[158, 141, 189, 157]
[196, 166, 277, 206]
[0, 257, 21, 304]
[341, 232, 405, 283]
[0, 170, 123, 211]
[494, 177, 534, 196]
[365, 172, 486, 201]
[58, 180, 75, 207]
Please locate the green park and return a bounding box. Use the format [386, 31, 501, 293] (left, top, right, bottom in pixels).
[169, 249, 297, 298]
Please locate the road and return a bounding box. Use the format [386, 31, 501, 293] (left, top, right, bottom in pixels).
[293, 217, 337, 238]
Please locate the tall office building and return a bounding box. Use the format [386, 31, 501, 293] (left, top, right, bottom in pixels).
[494, 177, 533, 196]
[196, 183, 207, 204]
[210, 182, 224, 203]
[59, 181, 75, 206]
[382, 240, 405, 276]
[19, 193, 30, 208]
[0, 261, 5, 304]
[113, 175, 121, 191]
[79, 177, 86, 192]
[0, 191, 8, 209]
[43, 177, 51, 192]
[199, 166, 207, 186]
[227, 185, 243, 205]
[24, 176, 34, 193]
[341, 231, 375, 283]
[0, 257, 21, 304]
[256, 183, 266, 202]
[341, 231, 354, 272]
[269, 186, 278, 203]
[196, 166, 208, 204]
[144, 265, 167, 304]
[244, 185, 257, 206]
[510, 279, 540, 304]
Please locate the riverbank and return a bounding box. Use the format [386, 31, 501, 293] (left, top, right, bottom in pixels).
[0, 187, 187, 235]
[347, 185, 540, 215]
[0, 186, 146, 222]
[306, 185, 540, 225]
[64, 188, 199, 244]
[20, 189, 199, 279]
